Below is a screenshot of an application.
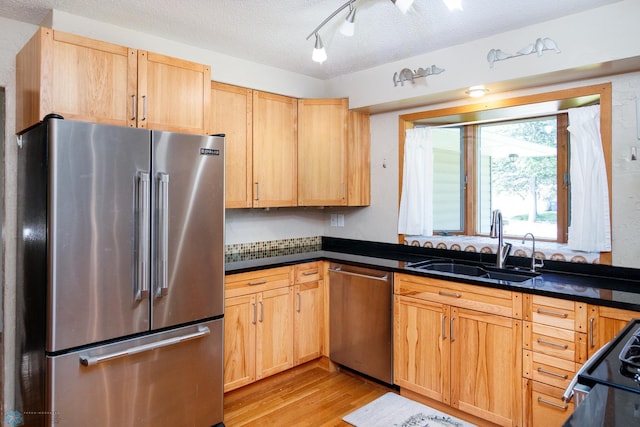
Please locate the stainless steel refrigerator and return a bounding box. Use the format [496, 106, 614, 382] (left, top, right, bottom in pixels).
[16, 117, 225, 427]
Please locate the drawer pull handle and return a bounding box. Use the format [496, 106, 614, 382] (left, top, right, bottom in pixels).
[589, 317, 595, 348]
[537, 308, 568, 318]
[302, 270, 318, 276]
[439, 290, 462, 298]
[537, 397, 568, 410]
[248, 280, 267, 286]
[537, 367, 569, 379]
[537, 338, 569, 349]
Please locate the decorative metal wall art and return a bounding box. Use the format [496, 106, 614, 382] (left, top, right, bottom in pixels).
[487, 37, 560, 68]
[393, 64, 445, 86]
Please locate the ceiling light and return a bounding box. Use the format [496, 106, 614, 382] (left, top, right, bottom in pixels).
[443, 0, 463, 11]
[466, 85, 489, 97]
[306, 0, 416, 64]
[339, 4, 357, 37]
[391, 0, 415, 14]
[312, 34, 327, 64]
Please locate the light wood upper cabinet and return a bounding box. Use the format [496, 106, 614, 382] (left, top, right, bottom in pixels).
[347, 110, 371, 206]
[137, 50, 210, 134]
[210, 82, 253, 208]
[16, 27, 210, 134]
[252, 91, 298, 207]
[298, 98, 348, 206]
[17, 28, 135, 131]
[297, 100, 371, 206]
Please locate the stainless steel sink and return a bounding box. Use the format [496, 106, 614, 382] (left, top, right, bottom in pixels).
[407, 259, 539, 283]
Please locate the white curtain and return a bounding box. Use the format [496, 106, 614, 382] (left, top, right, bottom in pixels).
[398, 127, 434, 236]
[567, 105, 611, 252]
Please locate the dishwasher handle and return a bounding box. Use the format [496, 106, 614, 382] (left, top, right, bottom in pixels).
[328, 267, 389, 282]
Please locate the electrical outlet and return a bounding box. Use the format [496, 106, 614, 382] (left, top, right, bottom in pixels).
[330, 214, 338, 227]
[337, 214, 345, 227]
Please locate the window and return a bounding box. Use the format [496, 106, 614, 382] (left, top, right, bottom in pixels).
[476, 116, 563, 240]
[399, 83, 611, 249]
[431, 116, 567, 240]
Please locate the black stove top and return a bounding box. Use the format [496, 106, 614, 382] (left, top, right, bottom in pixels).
[579, 319, 640, 394]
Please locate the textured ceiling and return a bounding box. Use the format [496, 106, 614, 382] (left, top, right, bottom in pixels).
[1, 0, 621, 80]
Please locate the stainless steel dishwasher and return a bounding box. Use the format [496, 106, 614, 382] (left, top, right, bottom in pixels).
[329, 263, 393, 384]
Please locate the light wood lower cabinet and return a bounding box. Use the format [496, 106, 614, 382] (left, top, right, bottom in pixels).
[587, 304, 639, 357]
[394, 295, 450, 404]
[521, 294, 586, 426]
[523, 379, 574, 427]
[293, 262, 324, 365]
[394, 273, 523, 427]
[224, 267, 294, 392]
[224, 264, 325, 392]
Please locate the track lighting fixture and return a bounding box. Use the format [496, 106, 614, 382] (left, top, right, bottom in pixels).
[309, 0, 468, 64]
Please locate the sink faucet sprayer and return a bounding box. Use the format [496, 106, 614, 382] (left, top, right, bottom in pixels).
[522, 232, 544, 272]
[490, 209, 512, 269]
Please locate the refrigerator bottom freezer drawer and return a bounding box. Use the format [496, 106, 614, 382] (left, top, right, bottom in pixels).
[46, 319, 223, 427]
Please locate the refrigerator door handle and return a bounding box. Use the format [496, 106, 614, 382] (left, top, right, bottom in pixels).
[135, 172, 150, 301]
[79, 326, 210, 367]
[155, 172, 170, 298]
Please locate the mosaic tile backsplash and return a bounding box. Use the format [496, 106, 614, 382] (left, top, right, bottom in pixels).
[403, 235, 600, 264]
[225, 236, 322, 262]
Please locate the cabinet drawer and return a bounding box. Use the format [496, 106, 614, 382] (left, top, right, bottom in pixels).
[524, 322, 587, 362]
[394, 273, 521, 318]
[523, 350, 577, 389]
[524, 294, 587, 332]
[294, 262, 322, 284]
[529, 381, 574, 426]
[225, 266, 293, 298]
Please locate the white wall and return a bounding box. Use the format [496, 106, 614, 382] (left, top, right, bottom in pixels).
[327, 0, 640, 111]
[324, 73, 640, 270]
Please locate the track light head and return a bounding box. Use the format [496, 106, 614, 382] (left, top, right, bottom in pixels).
[340, 5, 357, 37]
[391, 0, 415, 14]
[312, 33, 327, 63]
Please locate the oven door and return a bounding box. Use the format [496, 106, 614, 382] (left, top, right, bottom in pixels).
[562, 383, 640, 426]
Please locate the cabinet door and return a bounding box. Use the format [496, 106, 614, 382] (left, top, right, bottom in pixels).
[138, 50, 210, 134]
[297, 98, 348, 206]
[17, 28, 137, 131]
[211, 82, 253, 208]
[252, 91, 298, 207]
[394, 295, 451, 404]
[450, 307, 522, 427]
[224, 294, 256, 392]
[294, 281, 323, 365]
[588, 305, 639, 356]
[347, 110, 371, 206]
[256, 286, 294, 379]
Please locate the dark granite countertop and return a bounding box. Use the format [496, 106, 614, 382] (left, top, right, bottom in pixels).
[225, 237, 640, 312]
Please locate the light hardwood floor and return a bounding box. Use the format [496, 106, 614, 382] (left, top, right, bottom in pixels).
[223, 361, 394, 426]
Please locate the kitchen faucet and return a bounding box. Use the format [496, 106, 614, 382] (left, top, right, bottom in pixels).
[490, 209, 512, 269]
[522, 232, 544, 272]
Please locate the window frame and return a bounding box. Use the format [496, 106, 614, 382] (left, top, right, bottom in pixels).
[398, 83, 612, 263]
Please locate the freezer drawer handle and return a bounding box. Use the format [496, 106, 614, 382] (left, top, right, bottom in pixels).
[156, 172, 170, 298]
[328, 267, 389, 282]
[136, 172, 151, 301]
[79, 326, 210, 367]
